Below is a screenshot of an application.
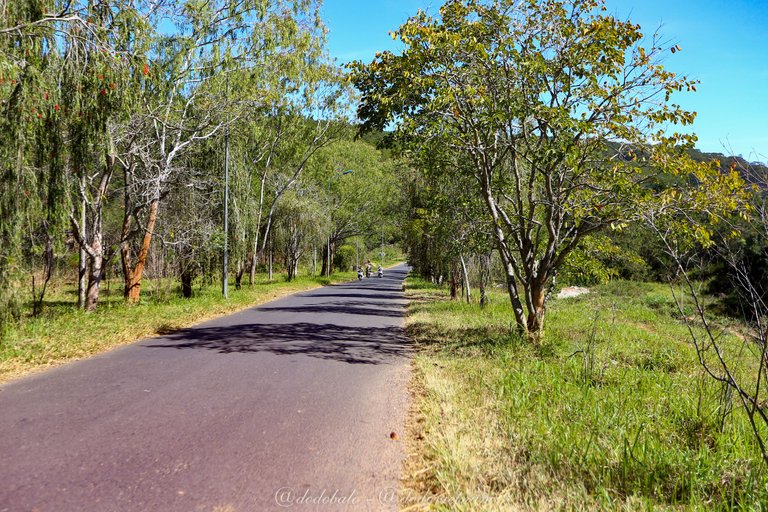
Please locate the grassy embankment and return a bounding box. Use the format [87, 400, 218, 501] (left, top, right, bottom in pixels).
[0, 270, 359, 384]
[403, 276, 768, 510]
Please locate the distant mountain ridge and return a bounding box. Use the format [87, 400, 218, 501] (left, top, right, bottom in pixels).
[687, 148, 768, 183]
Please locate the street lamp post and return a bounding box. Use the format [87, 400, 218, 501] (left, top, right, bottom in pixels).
[222, 73, 230, 298]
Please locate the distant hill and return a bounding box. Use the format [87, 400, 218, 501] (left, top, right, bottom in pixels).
[363, 129, 768, 185]
[687, 148, 768, 185]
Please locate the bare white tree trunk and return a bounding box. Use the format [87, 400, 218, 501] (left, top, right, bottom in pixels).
[460, 254, 471, 304]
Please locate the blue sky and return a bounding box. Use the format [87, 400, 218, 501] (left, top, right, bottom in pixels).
[322, 0, 768, 160]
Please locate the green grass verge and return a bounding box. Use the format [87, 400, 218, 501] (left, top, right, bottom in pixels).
[0, 271, 358, 384]
[402, 277, 768, 511]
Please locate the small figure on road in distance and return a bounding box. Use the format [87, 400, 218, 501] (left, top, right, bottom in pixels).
[365, 260, 372, 278]
[357, 266, 364, 281]
[377, 265, 383, 278]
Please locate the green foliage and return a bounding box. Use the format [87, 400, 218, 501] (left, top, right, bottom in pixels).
[560, 249, 616, 286]
[350, 0, 707, 337]
[333, 244, 356, 271]
[0, 0, 366, 322]
[560, 234, 649, 286]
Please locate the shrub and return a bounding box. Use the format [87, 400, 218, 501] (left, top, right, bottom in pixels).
[334, 244, 356, 271]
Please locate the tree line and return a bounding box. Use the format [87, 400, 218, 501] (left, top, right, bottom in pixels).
[0, 0, 402, 329]
[350, 0, 748, 339]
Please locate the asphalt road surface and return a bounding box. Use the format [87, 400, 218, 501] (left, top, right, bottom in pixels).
[0, 264, 412, 512]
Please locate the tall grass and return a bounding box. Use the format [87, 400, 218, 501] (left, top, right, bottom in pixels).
[403, 277, 768, 510]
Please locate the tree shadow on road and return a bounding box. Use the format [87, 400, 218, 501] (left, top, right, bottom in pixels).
[257, 303, 404, 318]
[297, 292, 403, 301]
[142, 322, 412, 365]
[327, 284, 403, 292]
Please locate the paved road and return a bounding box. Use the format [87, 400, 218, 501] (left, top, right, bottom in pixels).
[0, 264, 412, 512]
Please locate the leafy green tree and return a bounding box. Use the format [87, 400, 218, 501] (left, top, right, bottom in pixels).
[0, 0, 61, 325]
[351, 0, 701, 339]
[273, 187, 326, 281]
[59, 1, 151, 311]
[0, 0, 150, 315]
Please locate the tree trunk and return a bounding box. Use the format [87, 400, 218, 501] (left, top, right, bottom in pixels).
[268, 236, 273, 281]
[526, 281, 547, 338]
[248, 248, 256, 287]
[321, 241, 331, 277]
[72, 149, 115, 312]
[478, 252, 491, 308]
[481, 182, 528, 334]
[180, 264, 194, 299]
[460, 254, 471, 304]
[329, 240, 336, 275]
[84, 233, 103, 312]
[124, 199, 159, 303]
[286, 255, 296, 281]
[78, 179, 86, 309]
[247, 251, 256, 286]
[449, 263, 459, 300]
[32, 235, 54, 317]
[502, 268, 528, 335]
[286, 217, 302, 282]
[235, 259, 244, 290]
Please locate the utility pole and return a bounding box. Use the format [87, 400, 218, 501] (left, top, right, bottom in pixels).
[222, 73, 229, 298]
[326, 176, 332, 278]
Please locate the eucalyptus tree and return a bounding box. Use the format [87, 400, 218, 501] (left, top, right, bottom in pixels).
[117, 0, 346, 299]
[117, 0, 238, 303]
[236, 60, 351, 285]
[351, 0, 701, 339]
[116, 0, 317, 300]
[273, 187, 327, 281]
[66, 2, 152, 311]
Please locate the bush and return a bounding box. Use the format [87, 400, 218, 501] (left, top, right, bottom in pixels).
[334, 244, 356, 271]
[559, 248, 616, 286]
[560, 234, 650, 286]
